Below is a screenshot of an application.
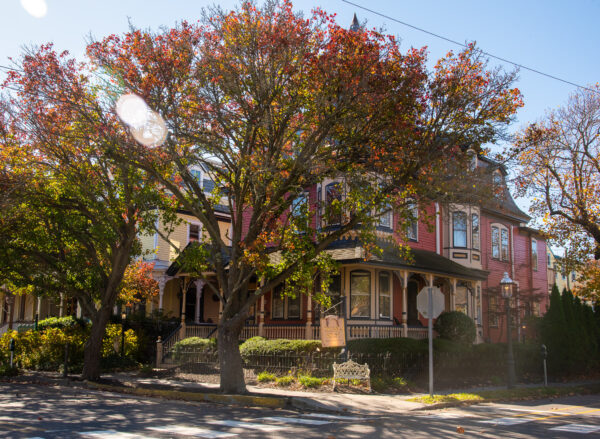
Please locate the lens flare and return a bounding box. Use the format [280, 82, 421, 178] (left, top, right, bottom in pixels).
[130, 110, 168, 148]
[20, 0, 48, 18]
[115, 94, 151, 129]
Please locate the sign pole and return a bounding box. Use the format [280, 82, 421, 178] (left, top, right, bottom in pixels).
[428, 286, 433, 397]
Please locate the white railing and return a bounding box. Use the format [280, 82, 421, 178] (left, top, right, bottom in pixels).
[240, 326, 259, 340]
[262, 325, 306, 340]
[185, 324, 217, 339]
[311, 325, 320, 340]
[406, 327, 428, 339]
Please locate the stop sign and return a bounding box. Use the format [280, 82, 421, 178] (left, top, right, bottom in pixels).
[416, 286, 445, 319]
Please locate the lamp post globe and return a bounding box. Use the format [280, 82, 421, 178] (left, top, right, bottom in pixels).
[500, 272, 516, 388]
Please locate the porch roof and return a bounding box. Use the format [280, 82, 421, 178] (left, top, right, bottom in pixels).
[327, 238, 489, 281]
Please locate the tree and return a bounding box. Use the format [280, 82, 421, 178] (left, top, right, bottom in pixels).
[574, 259, 600, 302]
[0, 46, 172, 380]
[513, 84, 600, 263]
[84, 0, 522, 393]
[118, 261, 159, 308]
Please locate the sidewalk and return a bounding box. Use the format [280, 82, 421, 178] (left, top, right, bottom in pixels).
[6, 371, 600, 416]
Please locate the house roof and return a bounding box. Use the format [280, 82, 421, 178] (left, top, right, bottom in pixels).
[326, 238, 489, 281]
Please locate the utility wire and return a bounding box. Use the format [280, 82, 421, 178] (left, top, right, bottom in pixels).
[341, 0, 600, 96]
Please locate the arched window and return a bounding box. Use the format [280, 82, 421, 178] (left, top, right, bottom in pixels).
[501, 228, 509, 261]
[471, 213, 480, 250]
[350, 270, 371, 318]
[531, 238, 538, 271]
[453, 211, 467, 248]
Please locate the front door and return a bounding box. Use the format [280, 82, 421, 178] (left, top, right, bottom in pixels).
[407, 280, 420, 326]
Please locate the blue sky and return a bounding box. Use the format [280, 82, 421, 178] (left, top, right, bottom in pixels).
[2, 0, 599, 216]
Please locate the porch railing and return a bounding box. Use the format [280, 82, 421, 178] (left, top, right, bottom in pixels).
[185, 324, 217, 339]
[262, 325, 306, 340]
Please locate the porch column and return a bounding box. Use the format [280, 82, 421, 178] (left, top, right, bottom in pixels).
[258, 295, 265, 337]
[36, 296, 42, 320]
[76, 302, 82, 318]
[59, 293, 65, 317]
[157, 276, 168, 311]
[7, 295, 15, 330]
[451, 278, 457, 311]
[194, 279, 205, 324]
[179, 280, 187, 339]
[305, 294, 313, 340]
[402, 271, 408, 337]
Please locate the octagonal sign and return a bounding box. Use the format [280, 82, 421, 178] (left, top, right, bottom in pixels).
[416, 286, 445, 319]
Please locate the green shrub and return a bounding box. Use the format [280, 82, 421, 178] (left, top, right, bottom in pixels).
[275, 375, 294, 386]
[434, 311, 476, 344]
[37, 316, 87, 332]
[172, 337, 217, 361]
[240, 337, 323, 356]
[298, 374, 325, 388]
[0, 364, 19, 377]
[257, 371, 276, 383]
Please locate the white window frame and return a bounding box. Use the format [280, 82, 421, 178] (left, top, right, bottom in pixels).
[187, 222, 202, 244]
[532, 238, 538, 271]
[350, 270, 371, 319]
[453, 211, 467, 248]
[407, 202, 418, 241]
[471, 213, 480, 250]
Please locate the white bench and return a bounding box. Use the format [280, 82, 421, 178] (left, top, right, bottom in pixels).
[332, 359, 371, 392]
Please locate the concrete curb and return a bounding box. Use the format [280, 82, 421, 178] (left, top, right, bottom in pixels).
[84, 381, 290, 409]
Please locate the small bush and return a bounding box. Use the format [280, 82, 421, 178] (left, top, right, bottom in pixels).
[434, 311, 476, 344]
[240, 337, 323, 356]
[0, 364, 19, 377]
[172, 337, 217, 361]
[276, 375, 294, 386]
[257, 371, 276, 383]
[298, 374, 325, 388]
[37, 316, 87, 332]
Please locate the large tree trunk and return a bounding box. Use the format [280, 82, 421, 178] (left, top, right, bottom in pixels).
[218, 318, 246, 394]
[81, 302, 114, 381]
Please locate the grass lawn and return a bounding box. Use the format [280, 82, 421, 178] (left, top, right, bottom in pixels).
[409, 383, 600, 405]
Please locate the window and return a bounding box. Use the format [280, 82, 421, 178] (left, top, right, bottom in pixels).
[316, 186, 322, 228]
[407, 202, 418, 241]
[501, 229, 509, 261]
[491, 226, 500, 258]
[547, 253, 551, 267]
[325, 182, 342, 226]
[531, 238, 538, 271]
[488, 295, 499, 327]
[379, 205, 392, 229]
[291, 192, 309, 226]
[453, 211, 467, 248]
[493, 172, 503, 186]
[350, 270, 371, 318]
[188, 223, 200, 242]
[379, 272, 391, 319]
[455, 284, 468, 315]
[471, 213, 480, 250]
[322, 274, 342, 316]
[190, 169, 202, 182]
[203, 178, 215, 193]
[271, 284, 302, 320]
[571, 272, 576, 282]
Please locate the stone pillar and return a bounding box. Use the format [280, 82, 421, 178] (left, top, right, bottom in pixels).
[157, 276, 168, 311]
[305, 294, 313, 340]
[258, 295, 265, 337]
[402, 271, 408, 337]
[451, 278, 457, 311]
[59, 293, 65, 317]
[156, 336, 163, 366]
[194, 279, 205, 324]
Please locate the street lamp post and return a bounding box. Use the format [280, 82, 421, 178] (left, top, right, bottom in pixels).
[121, 311, 126, 358]
[500, 272, 516, 389]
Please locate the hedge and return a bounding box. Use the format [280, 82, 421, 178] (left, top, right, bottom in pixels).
[0, 323, 139, 372]
[173, 337, 217, 361]
[239, 337, 325, 356]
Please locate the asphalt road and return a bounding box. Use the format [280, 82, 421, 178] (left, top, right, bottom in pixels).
[1, 382, 599, 438]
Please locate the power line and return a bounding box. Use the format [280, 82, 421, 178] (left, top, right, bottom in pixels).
[341, 0, 600, 96]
